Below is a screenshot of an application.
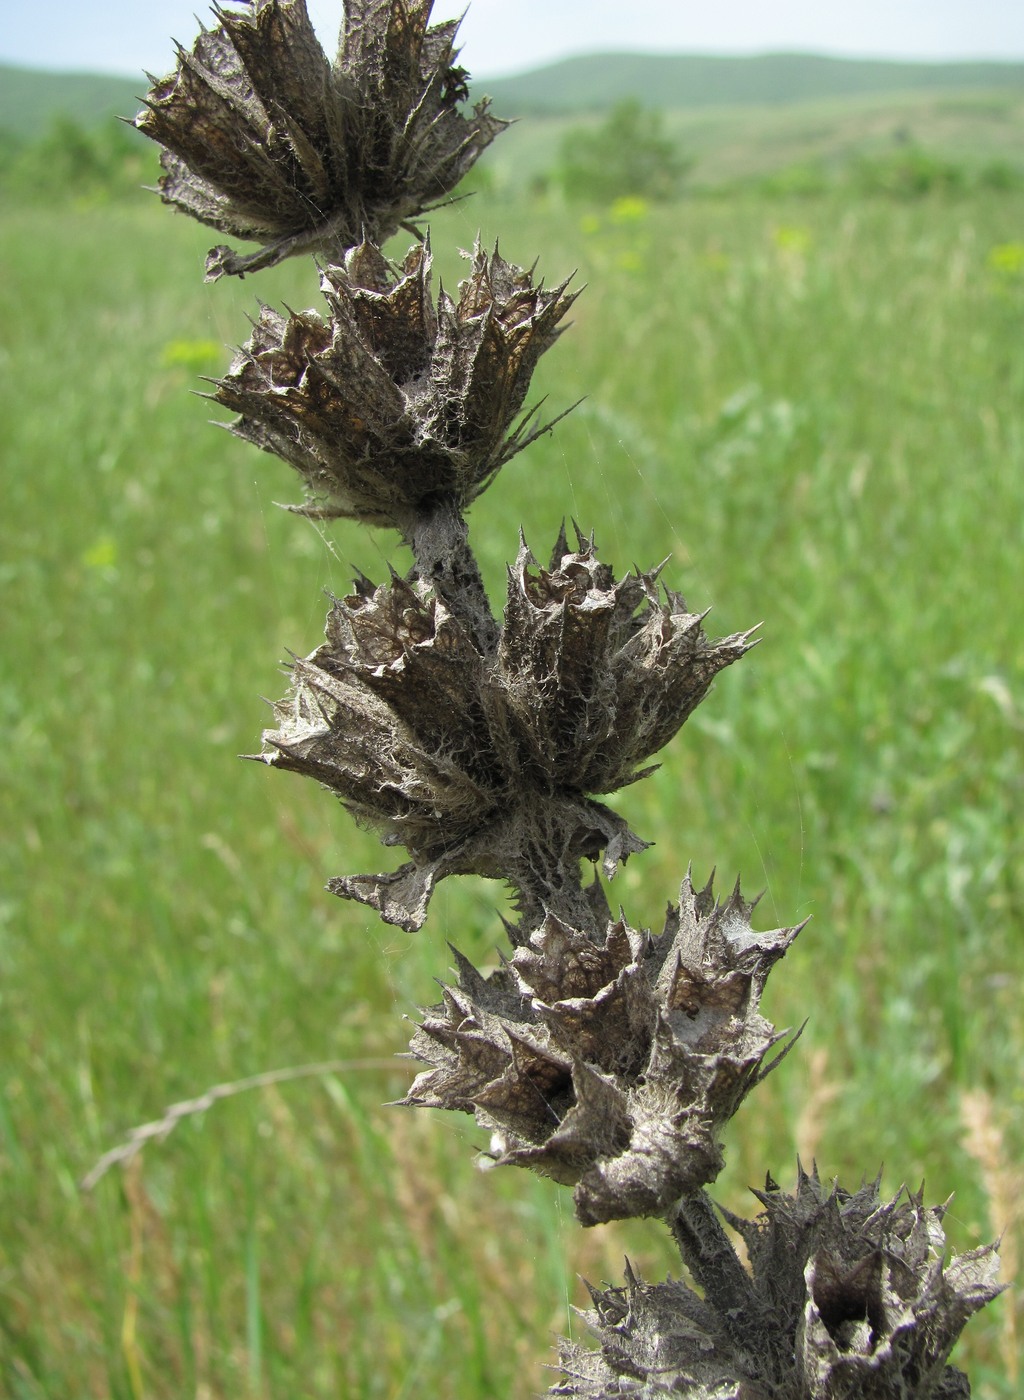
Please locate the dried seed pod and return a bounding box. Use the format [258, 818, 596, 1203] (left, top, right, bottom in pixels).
[258, 534, 751, 932]
[212, 240, 577, 527]
[135, 0, 507, 279]
[555, 1166, 1002, 1397]
[500, 529, 756, 794]
[257, 567, 645, 932]
[405, 872, 802, 1223]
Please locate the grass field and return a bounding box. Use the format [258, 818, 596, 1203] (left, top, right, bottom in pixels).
[2, 184, 1023, 1396]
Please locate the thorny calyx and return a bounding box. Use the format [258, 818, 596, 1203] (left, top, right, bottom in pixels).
[557, 1168, 1002, 1398]
[258, 529, 754, 934]
[136, 0, 505, 278]
[212, 238, 579, 529]
[405, 871, 802, 1225]
[136, 2, 1001, 1394]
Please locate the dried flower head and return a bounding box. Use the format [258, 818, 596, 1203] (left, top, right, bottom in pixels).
[213, 239, 577, 527]
[405, 872, 801, 1224]
[556, 1166, 1002, 1396]
[135, 0, 507, 279]
[258, 533, 752, 931]
[498, 530, 755, 794]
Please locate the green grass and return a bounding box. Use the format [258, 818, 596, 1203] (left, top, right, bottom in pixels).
[2, 190, 1023, 1396]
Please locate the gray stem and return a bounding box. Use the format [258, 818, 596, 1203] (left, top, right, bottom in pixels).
[670, 1192, 774, 1374]
[407, 495, 499, 655]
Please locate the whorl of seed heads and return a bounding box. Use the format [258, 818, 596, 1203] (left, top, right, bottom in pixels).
[134, 0, 506, 280]
[212, 239, 578, 528]
[257, 531, 753, 932]
[555, 1166, 1003, 1397]
[405, 871, 802, 1224]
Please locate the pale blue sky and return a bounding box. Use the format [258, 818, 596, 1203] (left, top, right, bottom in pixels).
[3, 0, 1024, 79]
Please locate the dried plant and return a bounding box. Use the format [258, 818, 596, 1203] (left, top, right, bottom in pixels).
[135, 0, 506, 279]
[124, 2, 1002, 1393]
[405, 873, 801, 1225]
[212, 238, 578, 527]
[557, 1168, 1001, 1398]
[257, 532, 752, 932]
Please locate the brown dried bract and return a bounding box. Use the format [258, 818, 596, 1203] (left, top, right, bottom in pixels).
[500, 530, 756, 794]
[257, 534, 752, 932]
[213, 239, 577, 527]
[556, 1165, 1002, 1397]
[135, 0, 507, 279]
[405, 872, 802, 1223]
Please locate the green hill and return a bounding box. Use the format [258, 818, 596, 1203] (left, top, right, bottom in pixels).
[5, 50, 1024, 140]
[0, 64, 144, 139]
[475, 85, 1024, 195]
[3, 52, 1023, 199]
[473, 51, 1024, 115]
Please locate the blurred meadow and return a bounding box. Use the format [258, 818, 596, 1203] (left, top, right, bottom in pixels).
[2, 130, 1023, 1396]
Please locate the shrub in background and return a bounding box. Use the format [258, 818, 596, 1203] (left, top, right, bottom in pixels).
[746, 149, 1024, 200]
[852, 145, 968, 198]
[557, 98, 693, 202]
[0, 114, 150, 201]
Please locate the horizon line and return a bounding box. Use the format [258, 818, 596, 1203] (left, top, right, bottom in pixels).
[3, 45, 1024, 83]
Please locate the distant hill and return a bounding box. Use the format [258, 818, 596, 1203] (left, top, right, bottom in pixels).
[472, 51, 1024, 115]
[0, 64, 144, 139]
[5, 50, 1024, 143]
[3, 52, 1024, 199]
[475, 84, 1024, 195]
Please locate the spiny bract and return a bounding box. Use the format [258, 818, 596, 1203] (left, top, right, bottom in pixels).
[258, 531, 753, 932]
[135, 0, 506, 279]
[555, 1166, 1002, 1396]
[406, 870, 801, 1224]
[213, 239, 577, 528]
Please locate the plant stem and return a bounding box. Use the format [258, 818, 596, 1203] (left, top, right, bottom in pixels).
[406, 493, 499, 654]
[670, 1191, 775, 1375]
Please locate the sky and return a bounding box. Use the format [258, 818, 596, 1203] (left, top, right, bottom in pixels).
[3, 0, 1024, 79]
